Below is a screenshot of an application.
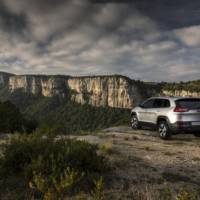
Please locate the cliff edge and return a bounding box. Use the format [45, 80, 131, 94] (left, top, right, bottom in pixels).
[0, 72, 159, 108]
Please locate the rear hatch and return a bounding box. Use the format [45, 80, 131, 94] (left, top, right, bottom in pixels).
[175, 98, 200, 125]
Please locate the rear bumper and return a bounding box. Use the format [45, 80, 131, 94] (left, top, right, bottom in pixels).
[170, 122, 200, 133]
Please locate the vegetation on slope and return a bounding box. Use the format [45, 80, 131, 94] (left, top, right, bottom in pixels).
[0, 134, 109, 199]
[0, 89, 130, 134]
[163, 80, 200, 93]
[0, 101, 37, 133]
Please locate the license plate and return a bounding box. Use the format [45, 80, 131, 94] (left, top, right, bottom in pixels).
[192, 122, 200, 126]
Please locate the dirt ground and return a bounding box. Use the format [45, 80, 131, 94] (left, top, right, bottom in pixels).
[1, 128, 200, 199]
[70, 126, 200, 199]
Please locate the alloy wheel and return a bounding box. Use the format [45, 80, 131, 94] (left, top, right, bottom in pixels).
[159, 123, 167, 137]
[131, 116, 138, 129]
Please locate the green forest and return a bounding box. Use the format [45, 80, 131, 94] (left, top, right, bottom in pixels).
[0, 101, 37, 133]
[0, 90, 130, 134]
[163, 80, 200, 92]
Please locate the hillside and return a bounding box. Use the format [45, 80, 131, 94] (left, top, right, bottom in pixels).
[162, 80, 200, 97]
[0, 90, 130, 134]
[163, 80, 200, 92]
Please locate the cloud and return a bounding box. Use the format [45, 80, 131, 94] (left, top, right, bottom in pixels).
[174, 25, 200, 46]
[0, 0, 199, 81]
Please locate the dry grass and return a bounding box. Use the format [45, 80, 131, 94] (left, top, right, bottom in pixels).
[124, 136, 130, 141]
[132, 136, 139, 140]
[99, 142, 115, 155]
[192, 157, 200, 162]
[143, 146, 155, 151]
[162, 172, 192, 183]
[163, 151, 177, 156]
[2, 127, 200, 200]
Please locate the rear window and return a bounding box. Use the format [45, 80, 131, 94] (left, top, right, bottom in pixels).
[175, 98, 200, 110]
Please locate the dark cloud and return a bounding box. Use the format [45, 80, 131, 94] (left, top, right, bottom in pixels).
[0, 0, 27, 35]
[132, 0, 200, 30]
[0, 0, 199, 81]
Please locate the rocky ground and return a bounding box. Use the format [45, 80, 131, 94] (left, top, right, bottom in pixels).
[1, 127, 200, 199]
[70, 126, 200, 199]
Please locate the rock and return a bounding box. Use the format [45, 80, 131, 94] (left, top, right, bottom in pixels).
[9, 75, 67, 98]
[67, 76, 144, 108]
[0, 72, 13, 88]
[0, 72, 160, 108]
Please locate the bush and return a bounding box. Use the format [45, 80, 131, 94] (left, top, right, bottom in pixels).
[0, 101, 24, 133]
[99, 142, 114, 155]
[163, 80, 200, 93]
[176, 188, 198, 200]
[0, 134, 109, 199]
[91, 176, 105, 200]
[0, 100, 37, 134]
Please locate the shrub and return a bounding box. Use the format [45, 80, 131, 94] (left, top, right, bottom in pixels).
[176, 188, 198, 200]
[159, 187, 172, 200]
[124, 136, 129, 141]
[32, 167, 83, 200]
[0, 101, 24, 133]
[99, 142, 114, 154]
[0, 134, 109, 199]
[0, 100, 37, 134]
[91, 176, 105, 200]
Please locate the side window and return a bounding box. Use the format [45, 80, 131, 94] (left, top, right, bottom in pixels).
[142, 99, 154, 108]
[153, 99, 171, 108]
[153, 99, 163, 108]
[163, 99, 170, 108]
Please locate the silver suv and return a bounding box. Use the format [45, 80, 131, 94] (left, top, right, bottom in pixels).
[131, 97, 200, 139]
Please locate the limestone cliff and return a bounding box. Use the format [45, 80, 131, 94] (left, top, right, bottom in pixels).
[67, 76, 145, 108]
[9, 75, 67, 98]
[1, 71, 199, 109]
[0, 72, 13, 88]
[6, 73, 159, 108]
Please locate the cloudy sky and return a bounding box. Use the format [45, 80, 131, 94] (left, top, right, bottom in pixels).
[0, 0, 200, 81]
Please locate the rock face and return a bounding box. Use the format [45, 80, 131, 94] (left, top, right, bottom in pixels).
[67, 76, 145, 108]
[0, 72, 13, 88]
[5, 73, 159, 108]
[9, 75, 67, 98]
[1, 71, 199, 109]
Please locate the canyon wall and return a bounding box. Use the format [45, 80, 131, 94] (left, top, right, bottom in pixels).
[0, 72, 13, 88]
[67, 76, 145, 108]
[9, 75, 67, 98]
[5, 73, 158, 108]
[2, 72, 198, 109]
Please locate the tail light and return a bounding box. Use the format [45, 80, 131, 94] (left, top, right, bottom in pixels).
[174, 106, 188, 112]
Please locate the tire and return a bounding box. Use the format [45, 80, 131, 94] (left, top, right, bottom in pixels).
[131, 115, 140, 130]
[158, 121, 172, 140]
